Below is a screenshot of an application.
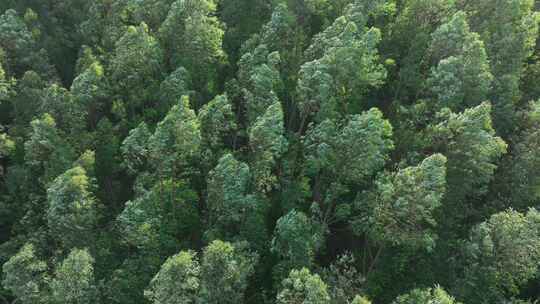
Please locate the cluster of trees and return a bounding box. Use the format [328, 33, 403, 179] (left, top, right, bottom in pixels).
[1, 0, 540, 303]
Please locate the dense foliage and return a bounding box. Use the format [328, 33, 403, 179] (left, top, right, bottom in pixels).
[1, 1, 540, 303]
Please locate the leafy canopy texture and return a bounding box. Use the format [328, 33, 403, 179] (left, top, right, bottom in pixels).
[392, 286, 461, 304]
[354, 154, 447, 250]
[148, 95, 201, 177]
[461, 209, 540, 302]
[428, 11, 493, 111]
[1, 1, 540, 304]
[46, 166, 97, 250]
[145, 250, 200, 304]
[276, 268, 331, 304]
[51, 248, 97, 304]
[428, 102, 507, 202]
[2, 244, 48, 304]
[145, 241, 256, 304]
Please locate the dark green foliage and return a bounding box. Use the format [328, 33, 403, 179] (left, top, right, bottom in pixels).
[304, 109, 393, 186]
[393, 286, 460, 304]
[460, 209, 540, 303]
[118, 179, 199, 252]
[427, 11, 493, 111]
[354, 154, 447, 250]
[249, 101, 288, 192]
[24, 114, 76, 186]
[145, 250, 200, 304]
[505, 100, 540, 207]
[383, 0, 456, 101]
[159, 66, 193, 116]
[276, 268, 330, 304]
[205, 154, 266, 250]
[198, 94, 237, 168]
[2, 2, 540, 304]
[148, 95, 201, 178]
[51, 248, 97, 304]
[427, 103, 507, 205]
[9, 71, 46, 131]
[159, 0, 225, 96]
[272, 210, 322, 274]
[462, 0, 539, 136]
[2, 243, 49, 304]
[298, 13, 387, 122]
[199, 240, 257, 304]
[110, 22, 163, 121]
[121, 121, 151, 175]
[320, 253, 365, 304]
[0, 9, 55, 78]
[145, 240, 256, 304]
[46, 166, 98, 250]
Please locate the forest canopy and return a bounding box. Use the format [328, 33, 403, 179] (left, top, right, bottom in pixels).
[1, 0, 540, 304]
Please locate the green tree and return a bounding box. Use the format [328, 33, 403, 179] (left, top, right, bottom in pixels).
[46, 166, 97, 249]
[38, 84, 86, 144]
[220, 0, 270, 67]
[393, 286, 460, 304]
[505, 100, 540, 207]
[105, 254, 161, 304]
[198, 94, 237, 166]
[240, 3, 300, 87]
[148, 96, 201, 178]
[9, 71, 46, 132]
[320, 253, 365, 304]
[276, 268, 330, 304]
[2, 243, 49, 304]
[383, 0, 455, 102]
[200, 240, 257, 304]
[297, 15, 386, 122]
[123, 0, 176, 31]
[462, 0, 540, 136]
[305, 109, 393, 186]
[0, 9, 55, 78]
[51, 248, 96, 304]
[110, 22, 163, 120]
[354, 154, 447, 251]
[249, 101, 288, 192]
[24, 113, 75, 186]
[0, 133, 15, 159]
[159, 66, 193, 117]
[159, 0, 225, 95]
[121, 122, 151, 175]
[9, 1, 90, 83]
[78, 0, 130, 50]
[304, 109, 393, 225]
[0, 52, 14, 101]
[461, 208, 540, 303]
[206, 154, 265, 248]
[145, 250, 200, 304]
[237, 44, 282, 125]
[70, 61, 108, 128]
[272, 210, 321, 272]
[145, 241, 256, 304]
[427, 11, 493, 111]
[427, 103, 507, 211]
[118, 179, 199, 253]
